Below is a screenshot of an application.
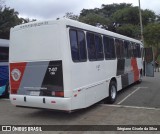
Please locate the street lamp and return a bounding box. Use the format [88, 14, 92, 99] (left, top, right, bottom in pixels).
[138, 0, 144, 45]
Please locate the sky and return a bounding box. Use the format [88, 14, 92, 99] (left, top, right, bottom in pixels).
[4, 0, 160, 20]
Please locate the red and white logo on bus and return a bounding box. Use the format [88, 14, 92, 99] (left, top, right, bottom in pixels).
[11, 69, 21, 81]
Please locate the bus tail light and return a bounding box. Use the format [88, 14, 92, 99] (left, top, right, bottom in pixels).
[55, 91, 64, 97]
[51, 101, 56, 104]
[52, 91, 64, 97]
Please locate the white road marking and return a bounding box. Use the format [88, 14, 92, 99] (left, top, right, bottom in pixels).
[117, 87, 148, 105]
[134, 87, 148, 89]
[101, 104, 160, 111]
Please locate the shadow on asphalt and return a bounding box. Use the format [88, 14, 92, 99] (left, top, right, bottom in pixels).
[15, 102, 102, 119]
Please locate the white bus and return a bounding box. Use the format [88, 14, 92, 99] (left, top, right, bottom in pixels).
[9, 19, 154, 111]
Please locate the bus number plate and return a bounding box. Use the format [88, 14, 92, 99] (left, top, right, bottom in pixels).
[30, 91, 40, 96]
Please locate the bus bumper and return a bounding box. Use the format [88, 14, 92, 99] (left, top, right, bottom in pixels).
[10, 95, 71, 111]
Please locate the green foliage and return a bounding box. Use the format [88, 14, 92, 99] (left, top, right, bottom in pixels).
[147, 24, 160, 58]
[100, 3, 132, 18]
[76, 3, 158, 40]
[80, 3, 132, 19]
[79, 3, 133, 25]
[63, 12, 79, 20]
[0, 7, 23, 39]
[116, 24, 140, 38]
[79, 13, 109, 26]
[142, 9, 156, 25]
[144, 23, 160, 48]
[0, 2, 36, 39]
[156, 15, 160, 22]
[80, 8, 100, 17]
[112, 7, 155, 26]
[112, 7, 140, 25]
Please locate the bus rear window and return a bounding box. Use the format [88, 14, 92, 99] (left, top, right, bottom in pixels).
[0, 47, 9, 62]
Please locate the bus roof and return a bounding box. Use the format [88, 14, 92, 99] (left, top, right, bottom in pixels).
[0, 39, 9, 47]
[11, 18, 142, 45]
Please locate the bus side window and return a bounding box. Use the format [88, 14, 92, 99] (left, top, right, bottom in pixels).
[103, 36, 115, 60]
[124, 41, 130, 58]
[69, 29, 87, 62]
[110, 38, 116, 59]
[95, 34, 104, 60]
[133, 42, 141, 58]
[77, 31, 87, 61]
[136, 43, 141, 58]
[130, 42, 134, 58]
[133, 43, 136, 57]
[0, 47, 9, 62]
[87, 32, 96, 61]
[115, 39, 124, 59]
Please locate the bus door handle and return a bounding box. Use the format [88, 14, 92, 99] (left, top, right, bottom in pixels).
[96, 65, 100, 71]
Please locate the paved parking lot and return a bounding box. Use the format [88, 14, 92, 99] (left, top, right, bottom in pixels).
[0, 72, 160, 133]
[115, 71, 160, 108]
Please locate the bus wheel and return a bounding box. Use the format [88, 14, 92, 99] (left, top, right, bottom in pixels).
[108, 81, 117, 104]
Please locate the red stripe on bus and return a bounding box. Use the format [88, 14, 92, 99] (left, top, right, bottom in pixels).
[131, 58, 139, 82]
[10, 62, 27, 94]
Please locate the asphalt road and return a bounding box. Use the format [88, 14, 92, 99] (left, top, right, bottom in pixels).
[0, 72, 160, 134]
[115, 71, 160, 108]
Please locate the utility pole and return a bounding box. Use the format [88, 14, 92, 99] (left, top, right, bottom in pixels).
[138, 0, 144, 45]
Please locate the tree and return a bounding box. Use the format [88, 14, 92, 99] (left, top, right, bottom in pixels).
[79, 3, 133, 28]
[80, 8, 100, 17]
[144, 23, 160, 59]
[79, 13, 109, 27]
[110, 7, 156, 39]
[0, 7, 23, 39]
[77, 3, 157, 38]
[144, 23, 160, 48]
[100, 3, 132, 18]
[65, 3, 159, 41]
[116, 24, 140, 38]
[0, 0, 36, 39]
[112, 7, 139, 25]
[63, 12, 79, 20]
[112, 7, 155, 26]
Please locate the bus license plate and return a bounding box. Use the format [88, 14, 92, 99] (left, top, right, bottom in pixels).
[30, 91, 40, 96]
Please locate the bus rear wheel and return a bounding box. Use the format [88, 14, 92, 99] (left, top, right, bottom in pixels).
[108, 81, 117, 104]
